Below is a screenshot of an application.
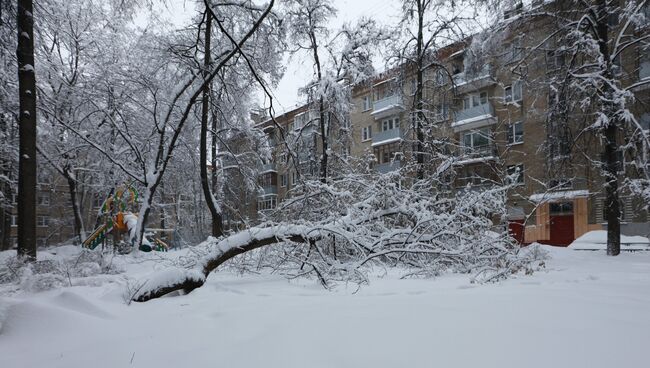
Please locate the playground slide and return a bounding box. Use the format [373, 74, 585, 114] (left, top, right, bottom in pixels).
[82, 220, 114, 250]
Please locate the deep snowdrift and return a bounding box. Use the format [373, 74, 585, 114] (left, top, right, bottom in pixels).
[1, 245, 649, 368]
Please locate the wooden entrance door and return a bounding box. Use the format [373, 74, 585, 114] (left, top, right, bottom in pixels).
[508, 220, 525, 245]
[549, 215, 574, 246]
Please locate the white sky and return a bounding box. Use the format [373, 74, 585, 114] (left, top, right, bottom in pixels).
[156, 0, 402, 111]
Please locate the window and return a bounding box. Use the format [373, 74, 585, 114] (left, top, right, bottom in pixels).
[291, 171, 297, 185]
[92, 195, 104, 208]
[258, 173, 274, 188]
[434, 69, 446, 85]
[504, 82, 521, 103]
[548, 178, 572, 190]
[257, 196, 277, 211]
[361, 126, 372, 141]
[546, 50, 566, 71]
[381, 117, 399, 131]
[362, 96, 371, 111]
[38, 171, 51, 185]
[479, 92, 488, 105]
[507, 121, 524, 144]
[506, 164, 525, 185]
[461, 128, 492, 156]
[504, 86, 512, 102]
[463, 92, 488, 110]
[434, 104, 449, 121]
[11, 193, 17, 204]
[281, 174, 287, 187]
[549, 202, 573, 214]
[11, 215, 17, 227]
[513, 81, 522, 102]
[342, 146, 350, 158]
[373, 142, 401, 164]
[37, 192, 50, 206]
[507, 38, 522, 63]
[37, 215, 49, 227]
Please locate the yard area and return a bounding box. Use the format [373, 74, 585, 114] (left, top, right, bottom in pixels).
[1, 245, 649, 368]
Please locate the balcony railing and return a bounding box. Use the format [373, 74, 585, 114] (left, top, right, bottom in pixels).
[453, 66, 490, 85]
[260, 185, 278, 196]
[372, 128, 402, 146]
[372, 95, 404, 119]
[376, 160, 401, 174]
[460, 144, 496, 159]
[453, 103, 495, 125]
[260, 163, 276, 173]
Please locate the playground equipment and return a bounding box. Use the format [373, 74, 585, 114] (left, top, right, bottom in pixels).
[82, 185, 169, 252]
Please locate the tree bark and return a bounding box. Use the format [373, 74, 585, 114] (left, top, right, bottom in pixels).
[414, 0, 425, 180]
[16, 0, 37, 260]
[65, 169, 85, 244]
[133, 231, 313, 302]
[595, 0, 620, 256]
[199, 10, 224, 237]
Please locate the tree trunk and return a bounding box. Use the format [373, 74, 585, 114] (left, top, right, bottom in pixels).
[414, 0, 425, 180]
[595, 0, 620, 256]
[319, 100, 328, 182]
[65, 170, 85, 244]
[199, 10, 223, 237]
[16, 0, 37, 260]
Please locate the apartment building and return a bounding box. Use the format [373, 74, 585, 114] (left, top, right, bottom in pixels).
[255, 0, 650, 245]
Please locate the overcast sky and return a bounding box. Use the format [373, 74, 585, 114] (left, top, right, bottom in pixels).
[156, 0, 402, 112]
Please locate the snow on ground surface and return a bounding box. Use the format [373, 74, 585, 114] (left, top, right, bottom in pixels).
[569, 230, 650, 250]
[1, 245, 650, 368]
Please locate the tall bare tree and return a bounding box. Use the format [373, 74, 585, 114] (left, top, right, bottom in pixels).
[16, 0, 37, 259]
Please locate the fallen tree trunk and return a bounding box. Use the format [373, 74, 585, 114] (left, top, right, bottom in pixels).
[132, 226, 315, 302]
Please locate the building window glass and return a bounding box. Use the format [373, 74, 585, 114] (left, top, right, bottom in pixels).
[11, 215, 17, 227]
[38, 192, 50, 206]
[461, 128, 491, 155]
[513, 80, 522, 101]
[507, 121, 524, 144]
[37, 215, 49, 227]
[363, 96, 371, 111]
[361, 126, 372, 141]
[257, 196, 277, 211]
[381, 117, 399, 131]
[281, 174, 287, 187]
[504, 86, 512, 103]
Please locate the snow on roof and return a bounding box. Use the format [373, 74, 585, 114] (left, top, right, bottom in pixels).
[529, 190, 589, 203]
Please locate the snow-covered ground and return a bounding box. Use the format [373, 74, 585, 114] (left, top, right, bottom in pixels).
[1, 245, 650, 368]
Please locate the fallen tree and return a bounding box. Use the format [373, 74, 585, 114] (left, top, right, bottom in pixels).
[132, 173, 540, 302]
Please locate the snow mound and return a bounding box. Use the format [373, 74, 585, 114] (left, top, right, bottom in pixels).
[50, 291, 113, 319]
[568, 230, 650, 250]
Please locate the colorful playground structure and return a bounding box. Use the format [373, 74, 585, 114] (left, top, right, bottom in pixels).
[82, 185, 169, 252]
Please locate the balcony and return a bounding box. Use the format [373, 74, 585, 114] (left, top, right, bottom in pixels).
[372, 128, 402, 146]
[260, 185, 277, 196]
[451, 103, 496, 132]
[371, 95, 404, 120]
[452, 66, 495, 94]
[260, 163, 276, 173]
[454, 144, 497, 165]
[376, 160, 401, 174]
